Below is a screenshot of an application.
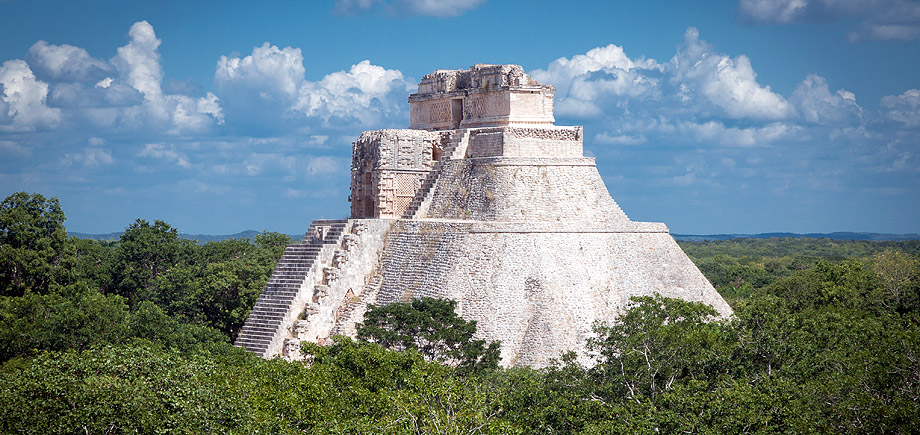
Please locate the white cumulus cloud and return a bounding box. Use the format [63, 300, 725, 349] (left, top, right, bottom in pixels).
[528, 28, 906, 154]
[110, 21, 224, 133]
[297, 60, 411, 121]
[673, 28, 794, 120]
[532, 28, 794, 123]
[215, 43, 305, 104]
[790, 74, 862, 125]
[215, 43, 411, 130]
[881, 89, 920, 128]
[531, 44, 661, 118]
[27, 41, 112, 82]
[2, 21, 222, 137]
[0, 60, 61, 132]
[112, 21, 164, 100]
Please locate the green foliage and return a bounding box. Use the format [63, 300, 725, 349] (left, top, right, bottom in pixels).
[230, 338, 510, 433]
[0, 192, 288, 362]
[0, 283, 130, 361]
[588, 295, 727, 404]
[151, 237, 274, 338]
[680, 237, 920, 261]
[0, 345, 248, 434]
[0, 192, 67, 296]
[873, 249, 920, 312]
[254, 230, 293, 257]
[2, 191, 920, 432]
[114, 219, 193, 305]
[491, 358, 606, 433]
[57, 236, 116, 291]
[357, 297, 501, 374]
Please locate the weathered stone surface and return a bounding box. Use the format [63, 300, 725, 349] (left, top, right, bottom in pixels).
[236, 64, 732, 367]
[409, 64, 555, 130]
[350, 129, 445, 218]
[374, 221, 730, 367]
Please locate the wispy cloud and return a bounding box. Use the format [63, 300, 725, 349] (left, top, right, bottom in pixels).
[138, 143, 191, 169]
[61, 147, 114, 167]
[333, 0, 486, 17]
[736, 0, 920, 41]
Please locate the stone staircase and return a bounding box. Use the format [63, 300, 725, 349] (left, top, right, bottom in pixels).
[328, 274, 384, 337]
[401, 129, 470, 219]
[234, 219, 348, 357]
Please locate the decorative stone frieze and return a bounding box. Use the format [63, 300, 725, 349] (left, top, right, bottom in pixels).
[312, 285, 329, 303]
[283, 337, 301, 360]
[293, 320, 309, 339]
[409, 64, 555, 130]
[342, 234, 359, 251]
[323, 267, 339, 284]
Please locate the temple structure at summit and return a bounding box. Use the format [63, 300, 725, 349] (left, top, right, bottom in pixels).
[235, 64, 732, 367]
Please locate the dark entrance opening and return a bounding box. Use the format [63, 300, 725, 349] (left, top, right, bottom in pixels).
[450, 98, 463, 128]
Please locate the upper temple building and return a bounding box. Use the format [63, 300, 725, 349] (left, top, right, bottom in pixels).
[350, 64, 583, 220]
[236, 64, 732, 367]
[409, 64, 555, 130]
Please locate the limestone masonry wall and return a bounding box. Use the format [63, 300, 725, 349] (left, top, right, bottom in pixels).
[371, 221, 731, 367]
[409, 64, 555, 130]
[424, 157, 629, 223]
[237, 64, 733, 367]
[467, 126, 583, 158]
[350, 129, 446, 218]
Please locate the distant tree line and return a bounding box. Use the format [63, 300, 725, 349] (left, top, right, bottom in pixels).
[1, 191, 918, 433]
[0, 191, 290, 361]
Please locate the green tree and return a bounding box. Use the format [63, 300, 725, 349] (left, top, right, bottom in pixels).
[0, 192, 67, 296]
[56, 236, 116, 291]
[0, 345, 248, 434]
[357, 297, 501, 374]
[254, 230, 292, 258]
[114, 219, 191, 305]
[765, 259, 877, 312]
[0, 283, 131, 361]
[493, 356, 607, 433]
[150, 236, 281, 338]
[587, 295, 727, 404]
[872, 249, 919, 311]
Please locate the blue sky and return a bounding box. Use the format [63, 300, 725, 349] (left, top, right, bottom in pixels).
[1, 0, 918, 235]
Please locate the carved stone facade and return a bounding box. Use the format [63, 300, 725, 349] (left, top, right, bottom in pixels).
[350, 129, 446, 218]
[409, 64, 555, 130]
[351, 66, 571, 219]
[237, 64, 732, 368]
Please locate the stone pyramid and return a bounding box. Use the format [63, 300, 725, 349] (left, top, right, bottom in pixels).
[235, 64, 732, 367]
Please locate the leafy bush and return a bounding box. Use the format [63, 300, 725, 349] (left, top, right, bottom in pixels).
[357, 297, 501, 374]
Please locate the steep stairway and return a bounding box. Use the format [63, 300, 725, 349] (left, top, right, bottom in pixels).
[328, 274, 384, 337]
[401, 129, 470, 219]
[234, 219, 348, 357]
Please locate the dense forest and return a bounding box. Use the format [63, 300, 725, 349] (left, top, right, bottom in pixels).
[1, 191, 918, 433]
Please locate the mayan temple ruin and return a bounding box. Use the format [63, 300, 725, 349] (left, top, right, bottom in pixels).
[234, 64, 733, 367]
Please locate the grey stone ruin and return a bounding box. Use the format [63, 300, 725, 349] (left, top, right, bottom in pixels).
[234, 64, 731, 367]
